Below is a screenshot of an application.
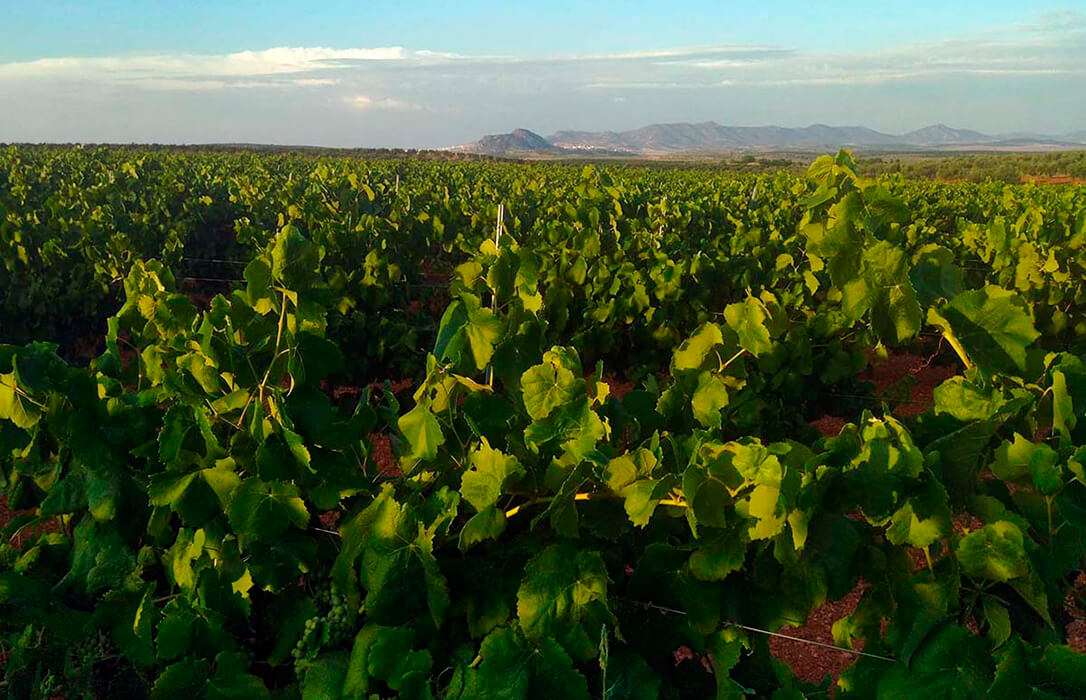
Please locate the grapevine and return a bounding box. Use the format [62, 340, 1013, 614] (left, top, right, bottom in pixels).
[0, 146, 1084, 699]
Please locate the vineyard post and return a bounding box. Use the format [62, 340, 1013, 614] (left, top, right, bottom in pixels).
[485, 202, 504, 387]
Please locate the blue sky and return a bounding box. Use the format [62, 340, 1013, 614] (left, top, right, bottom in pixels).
[1, 1, 1084, 146]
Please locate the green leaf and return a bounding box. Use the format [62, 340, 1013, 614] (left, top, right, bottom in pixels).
[1029, 446, 1063, 495]
[620, 476, 677, 528]
[461, 626, 591, 700]
[523, 394, 607, 462]
[153, 652, 270, 700]
[459, 507, 508, 550]
[302, 651, 349, 700]
[460, 438, 525, 511]
[603, 651, 661, 700]
[688, 534, 746, 581]
[876, 625, 993, 700]
[863, 241, 922, 344]
[517, 544, 610, 640]
[202, 460, 241, 508]
[57, 517, 129, 595]
[746, 482, 786, 540]
[211, 389, 250, 414]
[344, 625, 380, 697]
[244, 258, 273, 303]
[933, 376, 1006, 422]
[956, 521, 1030, 582]
[691, 372, 729, 429]
[356, 495, 451, 628]
[365, 626, 433, 694]
[1009, 571, 1053, 626]
[988, 639, 1084, 700]
[270, 224, 320, 288]
[156, 603, 195, 661]
[153, 657, 210, 698]
[148, 471, 198, 507]
[515, 250, 544, 313]
[434, 293, 502, 371]
[96, 585, 158, 667]
[1034, 644, 1086, 692]
[521, 350, 581, 421]
[206, 666, 271, 700]
[886, 502, 945, 549]
[910, 244, 963, 306]
[398, 404, 445, 463]
[227, 479, 309, 541]
[707, 629, 748, 699]
[267, 597, 317, 667]
[673, 323, 724, 371]
[178, 351, 222, 394]
[886, 481, 950, 548]
[0, 372, 41, 428]
[1051, 369, 1076, 439]
[929, 286, 1039, 375]
[724, 298, 773, 356]
[296, 332, 344, 383]
[40, 469, 88, 516]
[982, 595, 1011, 647]
[84, 467, 122, 521]
[991, 434, 1057, 485]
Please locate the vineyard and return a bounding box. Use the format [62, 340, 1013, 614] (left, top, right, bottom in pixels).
[2, 145, 1086, 699]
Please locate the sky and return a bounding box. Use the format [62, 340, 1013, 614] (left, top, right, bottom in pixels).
[1, 1, 1084, 147]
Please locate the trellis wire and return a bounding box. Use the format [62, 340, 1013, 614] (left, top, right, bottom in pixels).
[626, 599, 896, 663]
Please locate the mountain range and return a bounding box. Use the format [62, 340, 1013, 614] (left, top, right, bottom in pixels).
[455, 122, 1086, 157]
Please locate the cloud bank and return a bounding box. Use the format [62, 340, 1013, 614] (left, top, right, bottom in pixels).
[0, 11, 1082, 146]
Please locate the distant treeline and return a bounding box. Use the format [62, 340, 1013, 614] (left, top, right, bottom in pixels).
[858, 150, 1086, 182]
[5, 142, 1085, 182]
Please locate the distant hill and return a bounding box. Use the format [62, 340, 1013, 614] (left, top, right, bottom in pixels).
[471, 128, 558, 154]
[900, 124, 992, 146]
[545, 122, 905, 153]
[456, 122, 1086, 157]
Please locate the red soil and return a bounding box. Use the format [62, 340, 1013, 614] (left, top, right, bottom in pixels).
[0, 495, 11, 533]
[420, 259, 450, 286]
[862, 351, 958, 418]
[601, 373, 635, 401]
[811, 350, 960, 438]
[769, 585, 869, 685]
[1067, 573, 1086, 653]
[368, 433, 400, 477]
[0, 494, 60, 550]
[811, 415, 847, 437]
[318, 510, 341, 530]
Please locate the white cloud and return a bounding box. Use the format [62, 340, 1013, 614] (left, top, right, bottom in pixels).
[0, 46, 417, 86]
[2, 12, 1082, 93]
[344, 94, 421, 111]
[0, 9, 1083, 143]
[291, 78, 340, 87]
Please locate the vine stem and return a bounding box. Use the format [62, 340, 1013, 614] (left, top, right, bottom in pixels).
[11, 384, 46, 409]
[257, 288, 290, 410]
[504, 492, 687, 519]
[720, 348, 747, 370]
[942, 328, 973, 370]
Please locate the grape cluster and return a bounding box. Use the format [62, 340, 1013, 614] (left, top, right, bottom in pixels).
[67, 629, 113, 683]
[324, 587, 353, 646]
[290, 581, 356, 679]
